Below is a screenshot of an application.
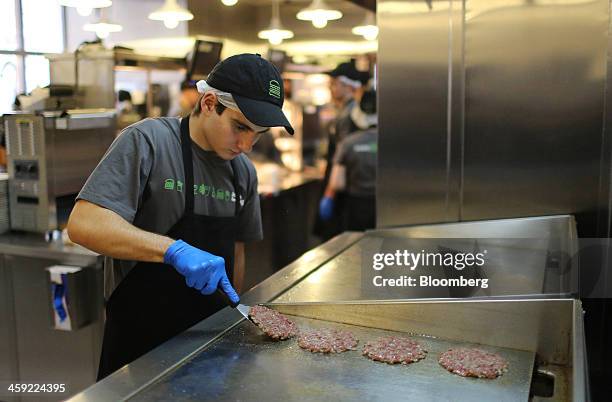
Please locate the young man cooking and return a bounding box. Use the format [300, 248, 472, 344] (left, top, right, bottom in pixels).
[67, 54, 293, 380]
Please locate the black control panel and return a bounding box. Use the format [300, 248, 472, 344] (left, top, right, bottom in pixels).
[14, 160, 39, 180]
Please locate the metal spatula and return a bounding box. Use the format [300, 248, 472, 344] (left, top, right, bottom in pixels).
[235, 303, 253, 322]
[216, 289, 255, 324]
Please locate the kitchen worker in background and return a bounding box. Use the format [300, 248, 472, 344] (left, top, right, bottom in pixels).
[116, 90, 141, 130]
[177, 79, 200, 117]
[67, 54, 294, 380]
[314, 60, 370, 240]
[319, 89, 378, 231]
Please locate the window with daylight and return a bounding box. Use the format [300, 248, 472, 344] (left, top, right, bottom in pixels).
[0, 55, 19, 113]
[0, 0, 18, 51]
[21, 0, 64, 53]
[0, 0, 65, 113]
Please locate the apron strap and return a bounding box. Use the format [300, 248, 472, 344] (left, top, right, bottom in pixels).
[230, 158, 242, 217]
[180, 116, 195, 214]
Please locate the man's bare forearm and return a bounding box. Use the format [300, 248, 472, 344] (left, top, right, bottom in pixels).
[67, 200, 174, 262]
[328, 164, 346, 194]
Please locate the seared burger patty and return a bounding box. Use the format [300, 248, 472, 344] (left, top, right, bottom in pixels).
[438, 348, 508, 379]
[249, 305, 298, 340]
[362, 336, 427, 364]
[298, 328, 359, 353]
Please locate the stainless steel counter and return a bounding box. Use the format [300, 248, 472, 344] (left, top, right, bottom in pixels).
[67, 215, 585, 401]
[0, 233, 103, 402]
[0, 233, 98, 266]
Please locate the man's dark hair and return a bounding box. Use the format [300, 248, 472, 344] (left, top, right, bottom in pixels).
[181, 80, 197, 91]
[118, 89, 132, 103]
[192, 95, 227, 117]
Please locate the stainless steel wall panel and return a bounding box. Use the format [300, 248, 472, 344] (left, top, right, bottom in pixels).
[378, 1, 457, 227]
[461, 0, 609, 224]
[449, 0, 465, 220]
[597, 1, 612, 237]
[377, 0, 610, 237]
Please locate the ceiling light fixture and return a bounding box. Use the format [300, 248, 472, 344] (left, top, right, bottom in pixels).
[352, 11, 378, 41]
[296, 0, 342, 29]
[58, 0, 112, 17]
[83, 19, 122, 39]
[258, 0, 294, 46]
[221, 0, 239, 6]
[83, 8, 122, 40]
[148, 0, 194, 29]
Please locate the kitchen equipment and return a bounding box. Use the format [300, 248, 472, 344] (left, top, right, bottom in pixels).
[3, 110, 115, 233]
[127, 299, 579, 402]
[66, 216, 586, 401]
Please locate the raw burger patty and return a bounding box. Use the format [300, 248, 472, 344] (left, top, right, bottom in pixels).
[298, 328, 358, 353]
[362, 336, 427, 364]
[249, 305, 298, 340]
[438, 348, 508, 379]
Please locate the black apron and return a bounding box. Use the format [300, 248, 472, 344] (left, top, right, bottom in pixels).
[97, 116, 242, 380]
[345, 194, 375, 231]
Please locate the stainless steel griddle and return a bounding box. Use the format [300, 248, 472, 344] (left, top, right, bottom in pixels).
[130, 309, 535, 402]
[67, 216, 586, 402]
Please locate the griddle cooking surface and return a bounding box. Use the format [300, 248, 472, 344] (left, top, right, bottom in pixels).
[130, 316, 534, 402]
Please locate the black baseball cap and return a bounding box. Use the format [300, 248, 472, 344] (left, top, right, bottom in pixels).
[207, 53, 294, 135]
[327, 61, 370, 86]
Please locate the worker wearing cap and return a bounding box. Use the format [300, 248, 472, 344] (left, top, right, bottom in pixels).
[320, 89, 378, 231]
[177, 79, 200, 117]
[314, 61, 369, 240]
[327, 61, 367, 144]
[67, 54, 294, 380]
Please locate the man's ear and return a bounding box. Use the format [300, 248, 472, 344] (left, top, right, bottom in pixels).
[201, 92, 217, 114]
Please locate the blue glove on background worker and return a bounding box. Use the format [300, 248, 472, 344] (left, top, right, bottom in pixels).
[164, 239, 239, 304]
[319, 196, 335, 221]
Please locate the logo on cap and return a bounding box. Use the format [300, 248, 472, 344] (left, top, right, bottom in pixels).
[269, 80, 281, 99]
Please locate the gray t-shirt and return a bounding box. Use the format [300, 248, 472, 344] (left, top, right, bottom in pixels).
[77, 117, 263, 298]
[333, 127, 378, 197]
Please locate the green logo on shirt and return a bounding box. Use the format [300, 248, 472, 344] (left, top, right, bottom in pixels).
[353, 143, 377, 153]
[163, 178, 244, 206]
[164, 179, 175, 190]
[197, 184, 211, 196]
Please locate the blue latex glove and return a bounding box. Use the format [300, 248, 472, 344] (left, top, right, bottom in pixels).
[319, 196, 334, 221]
[164, 240, 239, 304]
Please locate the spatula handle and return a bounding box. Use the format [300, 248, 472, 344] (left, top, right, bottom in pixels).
[216, 288, 239, 308]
